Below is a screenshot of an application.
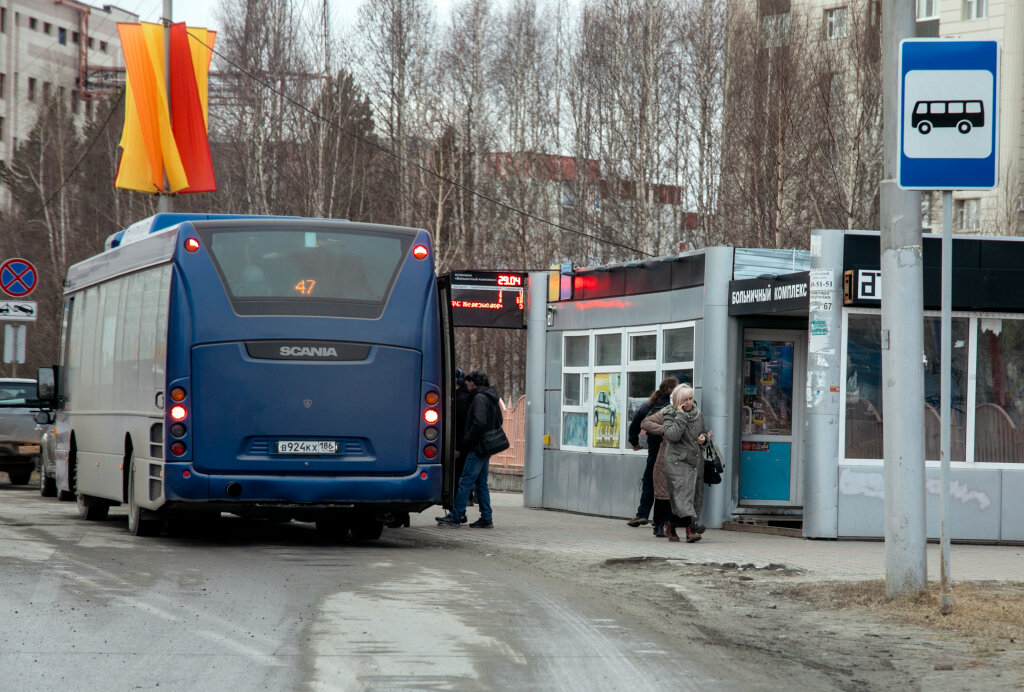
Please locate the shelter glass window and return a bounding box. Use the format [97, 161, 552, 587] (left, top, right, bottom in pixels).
[563, 373, 582, 406]
[564, 335, 589, 367]
[559, 322, 696, 453]
[595, 333, 622, 367]
[630, 334, 656, 361]
[975, 318, 1024, 462]
[663, 327, 695, 363]
[922, 317, 968, 461]
[562, 332, 591, 449]
[626, 330, 658, 432]
[844, 313, 883, 459]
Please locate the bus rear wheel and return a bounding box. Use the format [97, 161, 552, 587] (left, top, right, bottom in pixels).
[315, 516, 351, 540]
[351, 517, 385, 541]
[127, 466, 160, 537]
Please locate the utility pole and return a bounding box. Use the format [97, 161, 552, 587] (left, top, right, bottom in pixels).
[880, 0, 926, 599]
[158, 0, 172, 214]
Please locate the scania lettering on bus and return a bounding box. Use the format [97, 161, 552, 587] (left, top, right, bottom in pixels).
[279, 346, 338, 358]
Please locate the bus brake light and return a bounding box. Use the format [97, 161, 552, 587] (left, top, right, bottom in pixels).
[170, 405, 187, 421]
[412, 245, 429, 260]
[184, 237, 201, 253]
[424, 409, 439, 424]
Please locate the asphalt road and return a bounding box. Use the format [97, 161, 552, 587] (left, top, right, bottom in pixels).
[0, 479, 720, 692]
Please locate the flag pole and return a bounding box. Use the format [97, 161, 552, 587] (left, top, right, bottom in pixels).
[158, 0, 172, 213]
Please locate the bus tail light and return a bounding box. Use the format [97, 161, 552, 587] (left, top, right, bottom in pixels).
[423, 445, 437, 459]
[424, 391, 439, 405]
[170, 405, 187, 421]
[170, 441, 187, 456]
[170, 387, 187, 402]
[412, 244, 429, 260]
[184, 237, 201, 253]
[424, 408, 439, 424]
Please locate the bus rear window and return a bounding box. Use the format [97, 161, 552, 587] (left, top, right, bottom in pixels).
[199, 227, 411, 317]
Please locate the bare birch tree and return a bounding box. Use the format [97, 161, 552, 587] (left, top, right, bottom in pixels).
[356, 0, 435, 227]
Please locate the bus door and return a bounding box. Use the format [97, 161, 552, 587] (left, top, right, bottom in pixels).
[437, 274, 458, 508]
[738, 330, 805, 507]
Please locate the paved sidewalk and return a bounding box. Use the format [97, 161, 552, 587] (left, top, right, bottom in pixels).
[416, 492, 1024, 583]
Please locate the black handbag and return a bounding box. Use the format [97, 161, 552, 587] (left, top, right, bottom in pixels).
[703, 444, 724, 485]
[478, 427, 511, 456]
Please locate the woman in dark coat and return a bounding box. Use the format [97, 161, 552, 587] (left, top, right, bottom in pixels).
[660, 384, 712, 543]
[640, 409, 671, 537]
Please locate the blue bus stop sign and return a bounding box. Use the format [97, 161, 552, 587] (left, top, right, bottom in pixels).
[898, 39, 999, 190]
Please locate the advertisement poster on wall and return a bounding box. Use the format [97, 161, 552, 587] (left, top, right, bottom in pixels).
[593, 373, 621, 448]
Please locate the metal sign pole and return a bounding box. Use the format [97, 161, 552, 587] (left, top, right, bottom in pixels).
[940, 190, 953, 615]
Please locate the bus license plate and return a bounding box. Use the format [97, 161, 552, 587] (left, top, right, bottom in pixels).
[276, 440, 338, 454]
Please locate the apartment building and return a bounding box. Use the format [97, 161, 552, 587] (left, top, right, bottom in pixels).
[724, 0, 1023, 238]
[915, 0, 1024, 235]
[0, 0, 133, 170]
[484, 152, 698, 257]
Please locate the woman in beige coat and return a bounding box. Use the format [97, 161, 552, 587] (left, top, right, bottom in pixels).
[660, 384, 711, 542]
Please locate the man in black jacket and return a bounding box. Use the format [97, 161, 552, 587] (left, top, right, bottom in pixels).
[437, 370, 501, 528]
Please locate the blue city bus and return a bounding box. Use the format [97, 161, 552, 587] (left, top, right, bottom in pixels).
[38, 214, 457, 538]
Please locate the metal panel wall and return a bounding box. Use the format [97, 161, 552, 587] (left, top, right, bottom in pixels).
[838, 463, 1007, 540]
[542, 448, 646, 517]
[1001, 470, 1024, 541]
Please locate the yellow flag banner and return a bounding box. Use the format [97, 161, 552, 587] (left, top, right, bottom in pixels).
[115, 22, 216, 194]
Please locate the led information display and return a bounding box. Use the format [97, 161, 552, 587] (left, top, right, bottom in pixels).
[450, 271, 526, 329]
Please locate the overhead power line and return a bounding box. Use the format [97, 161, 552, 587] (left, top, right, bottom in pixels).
[186, 30, 654, 259]
[17, 89, 125, 228]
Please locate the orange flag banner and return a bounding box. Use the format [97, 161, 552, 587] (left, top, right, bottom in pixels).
[170, 23, 216, 193]
[115, 22, 217, 194]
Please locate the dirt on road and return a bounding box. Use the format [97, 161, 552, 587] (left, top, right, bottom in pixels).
[482, 545, 1024, 690]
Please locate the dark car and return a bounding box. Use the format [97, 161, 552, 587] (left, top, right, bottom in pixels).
[0, 378, 46, 485]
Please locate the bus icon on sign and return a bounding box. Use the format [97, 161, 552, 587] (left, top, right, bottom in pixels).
[911, 100, 984, 135]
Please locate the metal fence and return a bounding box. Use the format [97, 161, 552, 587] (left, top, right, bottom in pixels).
[491, 395, 526, 469]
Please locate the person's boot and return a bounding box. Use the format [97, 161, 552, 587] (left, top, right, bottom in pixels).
[626, 516, 649, 527]
[653, 523, 666, 538]
[665, 522, 679, 542]
[685, 526, 702, 543]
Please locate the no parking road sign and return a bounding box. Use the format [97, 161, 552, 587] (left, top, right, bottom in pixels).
[0, 258, 38, 298]
[898, 39, 999, 190]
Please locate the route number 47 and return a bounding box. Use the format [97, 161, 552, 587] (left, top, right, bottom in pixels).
[294, 279, 316, 295]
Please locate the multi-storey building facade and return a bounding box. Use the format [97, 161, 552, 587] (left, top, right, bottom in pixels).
[915, 0, 1024, 235]
[0, 0, 132, 170]
[723, 0, 1023, 238]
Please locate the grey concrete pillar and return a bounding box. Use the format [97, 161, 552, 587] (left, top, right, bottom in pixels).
[700, 246, 736, 529]
[881, 0, 927, 596]
[803, 229, 845, 538]
[523, 271, 547, 507]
